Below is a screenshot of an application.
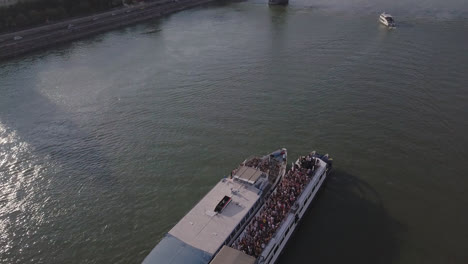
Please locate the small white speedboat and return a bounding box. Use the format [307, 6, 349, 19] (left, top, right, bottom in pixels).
[379, 12, 395, 28]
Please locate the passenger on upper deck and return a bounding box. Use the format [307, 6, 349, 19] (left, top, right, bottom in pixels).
[233, 157, 317, 258]
[243, 157, 281, 179]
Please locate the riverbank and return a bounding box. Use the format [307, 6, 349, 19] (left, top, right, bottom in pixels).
[0, 0, 215, 60]
[1, 2, 468, 263]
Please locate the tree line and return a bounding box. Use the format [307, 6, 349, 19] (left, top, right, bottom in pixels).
[0, 0, 136, 33]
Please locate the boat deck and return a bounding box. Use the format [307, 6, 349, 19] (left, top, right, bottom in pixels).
[143, 149, 287, 264]
[169, 178, 262, 255]
[232, 155, 327, 258]
[209, 246, 256, 264]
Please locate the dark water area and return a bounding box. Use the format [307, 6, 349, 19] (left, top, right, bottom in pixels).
[0, 0, 467, 263]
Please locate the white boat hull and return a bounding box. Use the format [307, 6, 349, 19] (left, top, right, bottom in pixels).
[379, 17, 389, 26]
[379, 13, 395, 28]
[258, 158, 329, 264]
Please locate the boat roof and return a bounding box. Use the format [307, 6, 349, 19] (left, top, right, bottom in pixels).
[144, 178, 262, 264]
[168, 178, 261, 254]
[143, 234, 212, 264]
[233, 166, 265, 184]
[381, 12, 393, 17]
[143, 149, 287, 264]
[210, 246, 256, 264]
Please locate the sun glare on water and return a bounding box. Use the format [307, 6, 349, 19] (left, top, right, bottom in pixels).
[0, 121, 52, 258]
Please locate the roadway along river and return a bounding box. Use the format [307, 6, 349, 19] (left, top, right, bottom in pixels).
[0, 0, 467, 263]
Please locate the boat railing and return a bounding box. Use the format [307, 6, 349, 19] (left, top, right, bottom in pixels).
[233, 160, 318, 258]
[267, 161, 323, 238]
[258, 159, 327, 263]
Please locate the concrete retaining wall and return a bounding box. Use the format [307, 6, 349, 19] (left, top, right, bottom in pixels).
[0, 0, 215, 60]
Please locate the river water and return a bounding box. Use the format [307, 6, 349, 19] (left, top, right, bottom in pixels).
[0, 0, 467, 263]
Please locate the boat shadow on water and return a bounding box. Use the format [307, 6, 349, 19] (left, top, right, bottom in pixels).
[278, 169, 404, 264]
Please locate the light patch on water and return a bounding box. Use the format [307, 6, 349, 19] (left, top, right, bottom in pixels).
[0, 121, 52, 258]
[36, 67, 93, 109]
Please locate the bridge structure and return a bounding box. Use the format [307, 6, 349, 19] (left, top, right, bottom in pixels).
[268, 0, 288, 5]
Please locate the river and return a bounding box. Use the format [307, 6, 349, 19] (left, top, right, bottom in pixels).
[0, 0, 467, 263]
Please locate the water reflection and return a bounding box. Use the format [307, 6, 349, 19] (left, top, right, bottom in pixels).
[0, 121, 52, 260]
[0, 54, 116, 263]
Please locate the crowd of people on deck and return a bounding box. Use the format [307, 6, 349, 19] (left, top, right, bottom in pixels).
[233, 154, 321, 258]
[266, 159, 280, 178]
[245, 157, 263, 168]
[243, 157, 280, 178]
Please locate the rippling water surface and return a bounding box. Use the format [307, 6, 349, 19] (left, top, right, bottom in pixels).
[1, 0, 467, 263]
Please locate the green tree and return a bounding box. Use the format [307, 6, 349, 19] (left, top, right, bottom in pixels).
[5, 16, 14, 28]
[44, 8, 59, 20]
[79, 0, 91, 12]
[0, 0, 124, 32]
[15, 13, 28, 27]
[28, 10, 43, 24]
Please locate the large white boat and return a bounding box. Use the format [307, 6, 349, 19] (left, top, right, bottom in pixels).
[379, 12, 395, 28]
[227, 151, 332, 264]
[143, 149, 332, 264]
[143, 149, 288, 264]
